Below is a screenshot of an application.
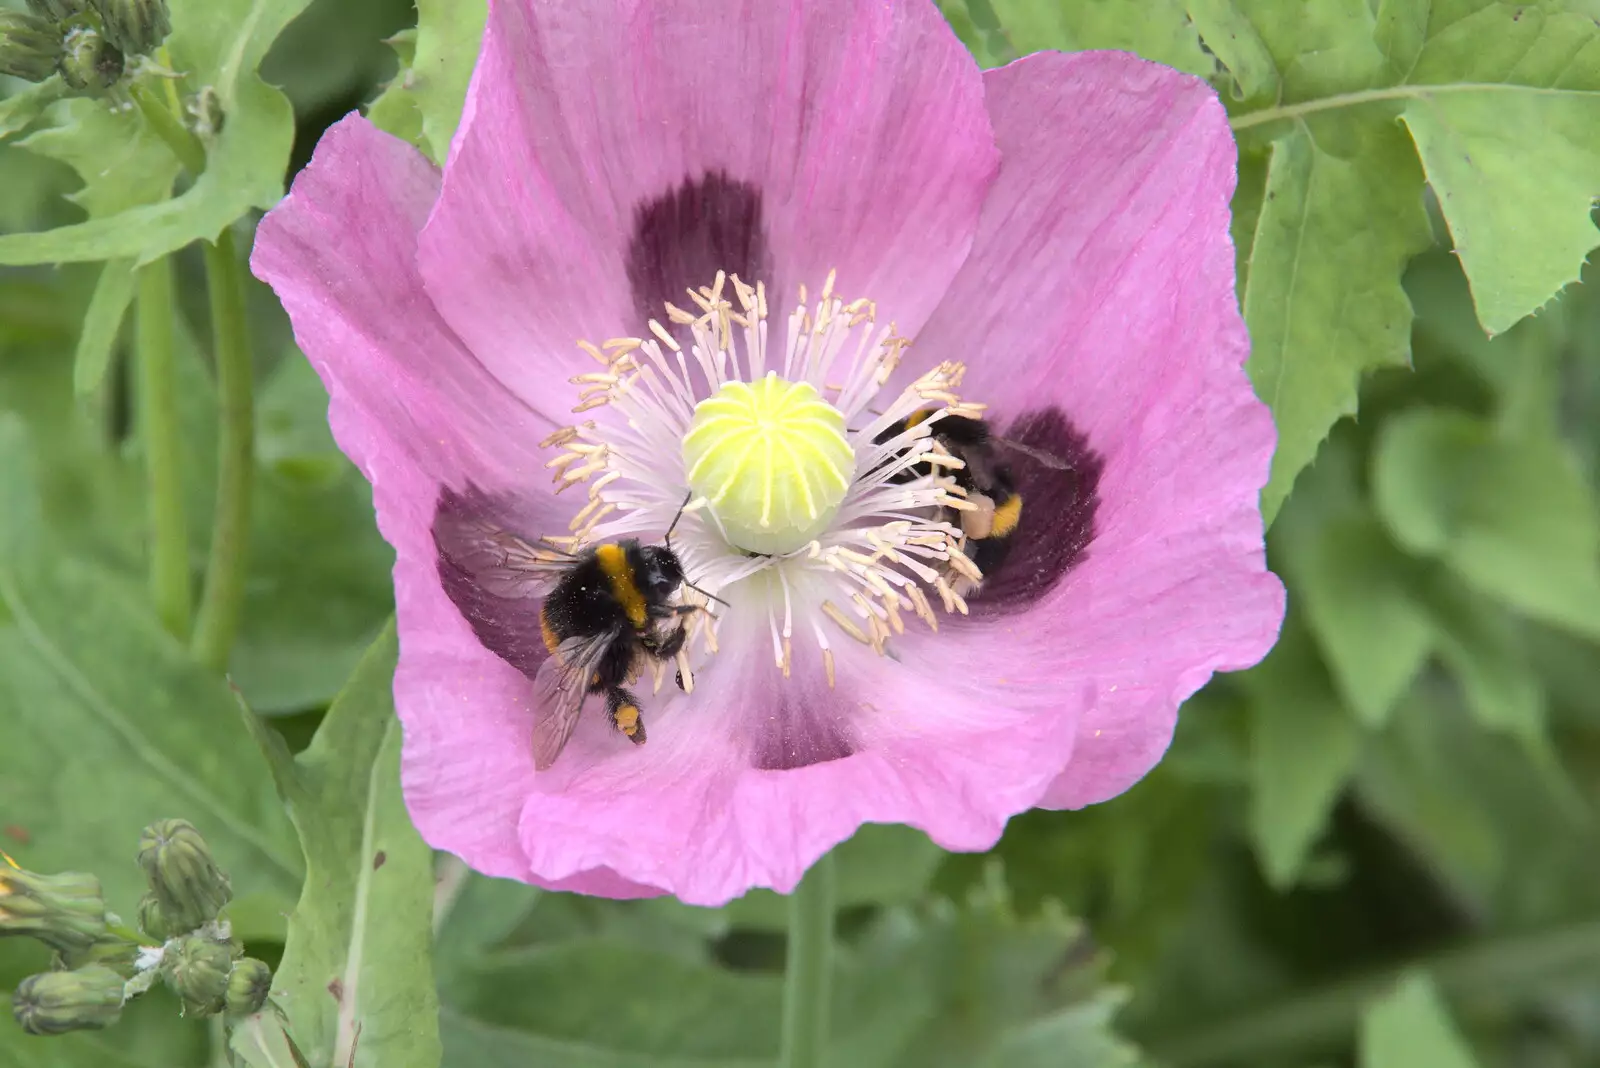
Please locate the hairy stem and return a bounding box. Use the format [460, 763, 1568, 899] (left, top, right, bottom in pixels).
[135, 256, 191, 639]
[779, 851, 837, 1068]
[191, 229, 253, 673]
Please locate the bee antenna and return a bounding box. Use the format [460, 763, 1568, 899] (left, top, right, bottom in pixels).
[664, 490, 692, 552]
[684, 579, 729, 608]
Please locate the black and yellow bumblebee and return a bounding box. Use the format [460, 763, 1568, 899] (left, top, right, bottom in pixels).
[432, 489, 715, 769]
[874, 409, 1074, 583]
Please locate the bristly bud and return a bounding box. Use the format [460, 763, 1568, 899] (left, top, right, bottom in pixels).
[137, 820, 232, 934]
[12, 966, 126, 1036]
[0, 11, 63, 83]
[224, 957, 272, 1017]
[135, 892, 175, 942]
[162, 934, 232, 1017]
[90, 0, 168, 57]
[25, 0, 90, 22]
[0, 862, 110, 957]
[57, 25, 121, 92]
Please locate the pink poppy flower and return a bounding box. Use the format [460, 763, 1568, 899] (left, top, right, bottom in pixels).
[251, 0, 1284, 905]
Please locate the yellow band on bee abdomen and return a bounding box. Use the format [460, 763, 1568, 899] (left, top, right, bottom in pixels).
[990, 495, 1023, 538]
[594, 543, 648, 628]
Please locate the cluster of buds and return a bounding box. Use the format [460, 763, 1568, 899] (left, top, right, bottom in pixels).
[0, 0, 169, 93]
[137, 819, 233, 934]
[7, 819, 273, 1041]
[0, 860, 110, 960]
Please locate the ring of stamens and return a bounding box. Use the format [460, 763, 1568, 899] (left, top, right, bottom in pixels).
[539, 270, 989, 686]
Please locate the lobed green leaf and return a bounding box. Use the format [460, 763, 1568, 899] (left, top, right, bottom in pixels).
[256, 622, 442, 1068]
[0, 0, 314, 265]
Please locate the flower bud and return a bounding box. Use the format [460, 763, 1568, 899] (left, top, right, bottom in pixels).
[162, 933, 232, 1017]
[137, 820, 232, 933]
[136, 892, 176, 942]
[57, 25, 121, 92]
[91, 0, 168, 57]
[0, 864, 109, 956]
[224, 957, 272, 1017]
[12, 966, 125, 1036]
[25, 0, 90, 22]
[0, 11, 62, 83]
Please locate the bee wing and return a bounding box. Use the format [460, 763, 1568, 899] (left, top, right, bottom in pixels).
[993, 436, 1075, 472]
[530, 632, 614, 771]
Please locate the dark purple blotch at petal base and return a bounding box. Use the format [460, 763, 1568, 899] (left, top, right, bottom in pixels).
[432, 485, 552, 682]
[969, 407, 1104, 616]
[747, 681, 858, 771]
[625, 172, 772, 327]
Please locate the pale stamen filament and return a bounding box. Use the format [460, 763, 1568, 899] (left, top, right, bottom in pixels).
[538, 272, 992, 684]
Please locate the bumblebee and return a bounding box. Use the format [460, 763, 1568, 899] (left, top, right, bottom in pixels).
[527, 539, 706, 768]
[874, 409, 1073, 585]
[432, 491, 713, 769]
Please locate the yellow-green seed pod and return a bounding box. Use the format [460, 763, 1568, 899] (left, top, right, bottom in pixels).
[90, 0, 167, 57]
[224, 957, 272, 1017]
[682, 373, 855, 556]
[57, 25, 121, 92]
[12, 965, 125, 1035]
[0, 864, 109, 956]
[162, 934, 232, 1017]
[137, 819, 232, 934]
[0, 11, 62, 83]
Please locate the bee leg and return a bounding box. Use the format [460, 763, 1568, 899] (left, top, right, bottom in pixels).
[653, 625, 688, 660]
[605, 687, 647, 746]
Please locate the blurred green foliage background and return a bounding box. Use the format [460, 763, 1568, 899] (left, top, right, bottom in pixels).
[2, 0, 1600, 1066]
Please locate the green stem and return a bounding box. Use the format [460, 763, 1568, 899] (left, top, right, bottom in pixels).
[105, 922, 160, 949]
[130, 81, 205, 176]
[779, 851, 837, 1068]
[190, 229, 253, 674]
[1228, 81, 1589, 132]
[135, 256, 191, 639]
[1146, 918, 1600, 1068]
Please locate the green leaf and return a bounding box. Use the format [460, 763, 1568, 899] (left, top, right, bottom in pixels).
[986, 0, 1216, 77]
[72, 256, 137, 396]
[259, 0, 416, 116]
[1227, 0, 1385, 99]
[366, 27, 426, 150]
[404, 0, 486, 163]
[1351, 687, 1597, 919]
[1281, 511, 1433, 728]
[1242, 620, 1364, 889]
[1242, 118, 1432, 522]
[936, 0, 1019, 68]
[1393, 4, 1600, 335]
[440, 864, 1130, 1068]
[1371, 409, 1600, 640]
[974, 990, 1140, 1068]
[18, 98, 181, 217]
[228, 1007, 315, 1068]
[1185, 0, 1278, 100]
[261, 621, 443, 1068]
[0, 0, 314, 265]
[1360, 972, 1480, 1068]
[433, 868, 543, 988]
[0, 423, 300, 920]
[1422, 575, 1547, 748]
[0, 76, 67, 141]
[177, 347, 396, 714]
